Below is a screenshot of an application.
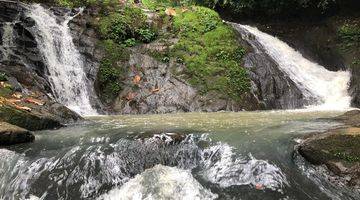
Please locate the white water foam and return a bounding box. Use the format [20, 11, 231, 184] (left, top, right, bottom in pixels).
[236, 24, 351, 111]
[97, 164, 217, 200]
[200, 143, 288, 192]
[27, 5, 97, 115]
[1, 22, 14, 60]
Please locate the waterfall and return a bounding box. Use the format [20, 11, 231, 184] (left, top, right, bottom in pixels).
[27, 4, 97, 115]
[1, 22, 14, 61]
[232, 23, 351, 110]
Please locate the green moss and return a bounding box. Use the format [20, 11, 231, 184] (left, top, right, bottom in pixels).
[309, 133, 360, 163]
[97, 40, 129, 102]
[338, 23, 360, 49]
[171, 6, 250, 98]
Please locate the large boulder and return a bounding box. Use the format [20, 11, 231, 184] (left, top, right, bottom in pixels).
[0, 121, 34, 145]
[0, 105, 62, 131]
[298, 110, 360, 188]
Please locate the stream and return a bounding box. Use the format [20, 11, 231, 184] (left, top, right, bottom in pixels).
[0, 110, 356, 200]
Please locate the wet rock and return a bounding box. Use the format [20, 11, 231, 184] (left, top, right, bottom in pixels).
[0, 105, 62, 131]
[136, 132, 187, 145]
[111, 42, 261, 114]
[334, 110, 360, 127]
[232, 24, 311, 109]
[298, 112, 360, 188]
[0, 121, 34, 145]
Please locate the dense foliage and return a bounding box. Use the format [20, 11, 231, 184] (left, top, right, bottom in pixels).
[99, 6, 156, 44]
[200, 0, 339, 17]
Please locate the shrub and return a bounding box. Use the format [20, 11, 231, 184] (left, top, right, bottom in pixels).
[124, 38, 137, 47]
[99, 6, 156, 45]
[137, 28, 157, 43]
[338, 24, 360, 48]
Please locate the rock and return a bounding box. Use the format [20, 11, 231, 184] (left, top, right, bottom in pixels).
[298, 112, 360, 188]
[110, 42, 261, 114]
[334, 110, 360, 127]
[0, 121, 34, 145]
[0, 105, 62, 131]
[232, 24, 312, 109]
[136, 132, 187, 145]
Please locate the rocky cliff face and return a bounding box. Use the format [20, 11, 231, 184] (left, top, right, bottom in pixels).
[245, 14, 360, 108]
[0, 1, 81, 133]
[3, 0, 353, 119]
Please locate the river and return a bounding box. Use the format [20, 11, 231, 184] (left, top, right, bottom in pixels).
[1, 110, 356, 200]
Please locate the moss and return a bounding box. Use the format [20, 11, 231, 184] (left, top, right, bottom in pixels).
[170, 6, 250, 98]
[0, 87, 13, 97]
[0, 105, 61, 131]
[306, 133, 360, 164]
[97, 40, 129, 103]
[338, 23, 360, 50]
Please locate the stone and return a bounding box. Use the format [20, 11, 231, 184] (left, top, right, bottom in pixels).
[298, 112, 360, 188]
[0, 105, 62, 131]
[0, 121, 34, 145]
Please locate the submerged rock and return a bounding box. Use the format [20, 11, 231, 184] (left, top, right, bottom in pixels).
[0, 121, 34, 145]
[298, 110, 360, 188]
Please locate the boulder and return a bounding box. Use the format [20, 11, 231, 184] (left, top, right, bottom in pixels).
[0, 121, 34, 145]
[298, 111, 360, 188]
[0, 105, 62, 131]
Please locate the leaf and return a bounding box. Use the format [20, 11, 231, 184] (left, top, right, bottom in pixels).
[24, 98, 45, 106]
[14, 105, 31, 112]
[133, 75, 141, 84]
[151, 87, 160, 93]
[165, 8, 177, 16]
[126, 92, 136, 101]
[12, 93, 22, 99]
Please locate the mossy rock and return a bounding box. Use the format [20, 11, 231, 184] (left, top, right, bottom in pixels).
[0, 105, 62, 131]
[299, 129, 360, 165]
[0, 121, 34, 145]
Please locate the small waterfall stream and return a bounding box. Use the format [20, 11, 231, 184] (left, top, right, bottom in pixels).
[1, 22, 14, 61]
[27, 5, 97, 115]
[232, 23, 352, 110]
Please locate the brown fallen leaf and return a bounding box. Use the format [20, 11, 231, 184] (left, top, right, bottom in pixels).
[126, 92, 136, 101]
[165, 8, 177, 16]
[151, 88, 160, 93]
[181, 7, 188, 13]
[24, 97, 45, 106]
[7, 99, 21, 104]
[14, 105, 31, 112]
[133, 75, 141, 85]
[12, 93, 22, 99]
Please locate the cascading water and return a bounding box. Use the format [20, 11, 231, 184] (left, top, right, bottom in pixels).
[27, 4, 97, 115]
[1, 22, 14, 61]
[232, 23, 352, 110]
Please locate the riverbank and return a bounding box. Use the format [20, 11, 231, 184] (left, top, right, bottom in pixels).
[298, 110, 360, 190]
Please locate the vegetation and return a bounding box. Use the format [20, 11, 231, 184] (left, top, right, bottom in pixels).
[338, 23, 360, 48]
[170, 6, 250, 97]
[97, 40, 129, 102]
[201, 0, 339, 17]
[99, 6, 156, 45]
